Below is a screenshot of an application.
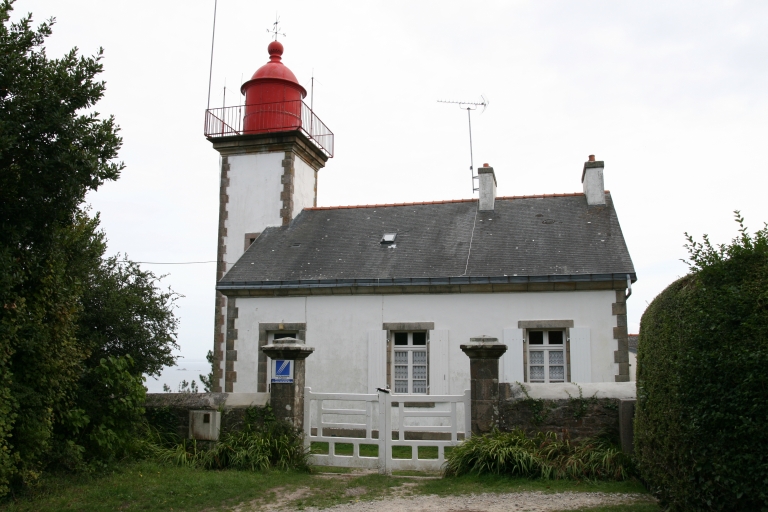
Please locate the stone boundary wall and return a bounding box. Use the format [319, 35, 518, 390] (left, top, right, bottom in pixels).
[145, 393, 269, 440]
[144, 382, 636, 448]
[499, 383, 636, 441]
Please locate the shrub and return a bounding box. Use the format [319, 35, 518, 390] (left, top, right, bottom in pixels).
[443, 429, 634, 480]
[150, 406, 309, 472]
[635, 213, 768, 511]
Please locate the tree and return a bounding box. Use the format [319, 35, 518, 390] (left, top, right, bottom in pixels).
[77, 255, 180, 377]
[50, 234, 180, 470]
[200, 349, 215, 393]
[0, 1, 178, 493]
[0, 5, 121, 249]
[1, 0, 122, 490]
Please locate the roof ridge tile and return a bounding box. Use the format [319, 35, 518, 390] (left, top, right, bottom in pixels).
[303, 191, 612, 211]
[304, 198, 478, 211]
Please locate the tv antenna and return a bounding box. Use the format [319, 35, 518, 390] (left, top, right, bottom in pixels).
[438, 96, 489, 193]
[267, 14, 286, 41]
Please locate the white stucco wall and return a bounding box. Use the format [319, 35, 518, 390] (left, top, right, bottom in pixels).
[223, 152, 318, 274]
[293, 157, 316, 217]
[230, 290, 620, 395]
[582, 167, 606, 206]
[478, 171, 496, 211]
[224, 152, 284, 270]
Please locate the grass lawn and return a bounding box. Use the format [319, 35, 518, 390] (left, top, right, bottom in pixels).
[556, 505, 660, 512]
[0, 461, 657, 512]
[311, 442, 454, 459]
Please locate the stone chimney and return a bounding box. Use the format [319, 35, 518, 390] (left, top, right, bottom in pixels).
[478, 163, 497, 211]
[582, 155, 605, 206]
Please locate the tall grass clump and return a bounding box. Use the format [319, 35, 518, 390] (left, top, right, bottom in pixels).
[149, 406, 309, 472]
[444, 429, 634, 481]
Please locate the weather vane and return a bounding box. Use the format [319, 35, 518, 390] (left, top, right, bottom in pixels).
[267, 14, 286, 41]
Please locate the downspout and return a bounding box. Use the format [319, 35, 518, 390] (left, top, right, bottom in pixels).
[625, 274, 632, 300]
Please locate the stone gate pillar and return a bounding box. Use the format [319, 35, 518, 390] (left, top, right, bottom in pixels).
[260, 337, 314, 430]
[460, 336, 507, 435]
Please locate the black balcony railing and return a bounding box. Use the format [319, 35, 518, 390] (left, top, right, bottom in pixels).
[204, 100, 334, 158]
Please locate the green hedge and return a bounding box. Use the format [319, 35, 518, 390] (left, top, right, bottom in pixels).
[635, 215, 768, 511]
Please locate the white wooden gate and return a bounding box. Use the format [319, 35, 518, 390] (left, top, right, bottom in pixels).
[304, 387, 470, 473]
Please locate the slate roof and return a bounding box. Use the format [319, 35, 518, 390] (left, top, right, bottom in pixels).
[628, 334, 639, 354]
[218, 192, 636, 289]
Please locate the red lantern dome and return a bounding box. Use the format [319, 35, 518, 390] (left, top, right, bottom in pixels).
[240, 41, 307, 134]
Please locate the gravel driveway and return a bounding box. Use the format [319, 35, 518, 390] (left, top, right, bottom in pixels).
[298, 490, 653, 511]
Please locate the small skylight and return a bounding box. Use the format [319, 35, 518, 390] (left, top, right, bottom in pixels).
[381, 233, 397, 244]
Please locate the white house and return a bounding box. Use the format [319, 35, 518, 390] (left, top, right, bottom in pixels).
[206, 41, 636, 397]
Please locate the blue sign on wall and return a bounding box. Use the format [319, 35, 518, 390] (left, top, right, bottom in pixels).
[271, 359, 294, 383]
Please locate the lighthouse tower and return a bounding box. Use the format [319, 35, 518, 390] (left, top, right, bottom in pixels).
[205, 40, 333, 392]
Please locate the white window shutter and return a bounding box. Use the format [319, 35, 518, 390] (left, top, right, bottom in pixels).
[367, 329, 387, 393]
[569, 327, 592, 383]
[502, 328, 525, 383]
[429, 330, 450, 395]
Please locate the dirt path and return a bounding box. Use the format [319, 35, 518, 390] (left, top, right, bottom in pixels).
[296, 491, 651, 511]
[232, 470, 655, 511]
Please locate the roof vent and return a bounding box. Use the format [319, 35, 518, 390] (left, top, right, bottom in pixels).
[380, 233, 397, 244]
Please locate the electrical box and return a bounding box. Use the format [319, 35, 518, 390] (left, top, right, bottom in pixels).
[189, 410, 221, 441]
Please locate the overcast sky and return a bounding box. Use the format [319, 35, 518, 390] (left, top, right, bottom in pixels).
[16, 1, 768, 388]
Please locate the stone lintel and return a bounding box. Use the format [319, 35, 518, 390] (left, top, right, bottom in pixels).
[382, 322, 435, 331]
[518, 320, 574, 329]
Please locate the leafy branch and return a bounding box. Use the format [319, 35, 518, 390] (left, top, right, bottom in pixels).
[565, 383, 598, 420]
[515, 382, 551, 426]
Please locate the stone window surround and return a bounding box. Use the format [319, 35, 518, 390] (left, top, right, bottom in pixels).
[518, 320, 574, 384]
[383, 322, 435, 399]
[244, 232, 261, 251]
[257, 323, 306, 393]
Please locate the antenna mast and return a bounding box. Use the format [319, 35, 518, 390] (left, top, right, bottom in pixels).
[206, 0, 218, 110]
[438, 97, 488, 193]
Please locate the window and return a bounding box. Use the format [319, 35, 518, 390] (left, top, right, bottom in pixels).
[258, 323, 306, 393]
[244, 232, 261, 250]
[392, 332, 427, 394]
[271, 332, 297, 342]
[527, 330, 566, 383]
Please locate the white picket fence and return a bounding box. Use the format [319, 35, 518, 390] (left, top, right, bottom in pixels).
[303, 387, 470, 473]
